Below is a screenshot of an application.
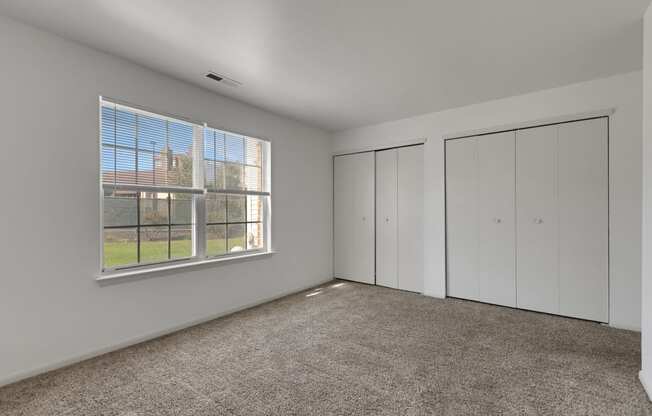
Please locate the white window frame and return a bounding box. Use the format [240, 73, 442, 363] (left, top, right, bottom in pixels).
[98, 97, 272, 277]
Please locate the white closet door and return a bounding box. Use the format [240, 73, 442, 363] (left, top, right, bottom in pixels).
[477, 132, 516, 307]
[334, 154, 355, 279]
[353, 152, 376, 284]
[446, 138, 479, 300]
[334, 152, 375, 284]
[397, 145, 424, 293]
[558, 118, 608, 322]
[376, 149, 398, 288]
[516, 125, 559, 315]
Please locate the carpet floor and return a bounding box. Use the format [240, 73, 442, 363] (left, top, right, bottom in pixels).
[1, 280, 649, 415]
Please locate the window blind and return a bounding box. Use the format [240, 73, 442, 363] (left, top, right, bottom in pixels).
[100, 98, 271, 272]
[101, 101, 202, 192]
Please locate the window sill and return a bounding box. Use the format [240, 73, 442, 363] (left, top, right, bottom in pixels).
[96, 251, 275, 282]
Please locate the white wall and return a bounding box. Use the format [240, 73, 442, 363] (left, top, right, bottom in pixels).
[334, 71, 643, 331]
[0, 16, 332, 386]
[641, 2, 652, 398]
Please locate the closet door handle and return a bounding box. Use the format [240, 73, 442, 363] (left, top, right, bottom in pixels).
[493, 218, 502, 224]
[533, 217, 544, 224]
[385, 217, 390, 223]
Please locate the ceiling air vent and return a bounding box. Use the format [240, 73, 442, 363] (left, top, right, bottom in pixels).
[205, 72, 241, 88]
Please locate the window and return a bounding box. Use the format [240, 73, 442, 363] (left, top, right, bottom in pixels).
[100, 98, 270, 272]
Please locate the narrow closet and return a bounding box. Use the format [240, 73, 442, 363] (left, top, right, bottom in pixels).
[333, 145, 424, 292]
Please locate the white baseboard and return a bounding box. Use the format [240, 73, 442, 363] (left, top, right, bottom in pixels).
[640, 371, 652, 401]
[0, 277, 332, 388]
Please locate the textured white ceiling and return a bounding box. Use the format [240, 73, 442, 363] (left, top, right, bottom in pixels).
[0, 0, 648, 131]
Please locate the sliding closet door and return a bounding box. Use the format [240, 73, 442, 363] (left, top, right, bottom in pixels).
[446, 138, 479, 300]
[334, 152, 375, 284]
[558, 118, 608, 322]
[397, 145, 424, 293]
[477, 132, 516, 307]
[376, 149, 398, 288]
[516, 125, 559, 315]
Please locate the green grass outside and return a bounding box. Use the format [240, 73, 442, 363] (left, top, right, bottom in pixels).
[104, 237, 246, 269]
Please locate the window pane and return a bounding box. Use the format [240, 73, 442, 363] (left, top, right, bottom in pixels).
[101, 145, 116, 185]
[115, 109, 136, 148]
[215, 130, 226, 161]
[140, 193, 168, 225]
[244, 165, 261, 191]
[115, 148, 136, 184]
[204, 129, 215, 160]
[167, 122, 194, 187]
[225, 163, 244, 189]
[247, 222, 263, 250]
[245, 137, 263, 166]
[103, 191, 137, 227]
[227, 195, 245, 223]
[101, 105, 116, 145]
[215, 161, 225, 190]
[206, 225, 226, 257]
[103, 228, 137, 269]
[206, 193, 226, 223]
[204, 160, 215, 189]
[225, 133, 244, 163]
[170, 226, 192, 259]
[140, 226, 169, 263]
[227, 224, 245, 253]
[205, 161, 225, 190]
[137, 115, 166, 186]
[152, 148, 168, 186]
[171, 193, 193, 225]
[165, 153, 193, 188]
[246, 195, 262, 222]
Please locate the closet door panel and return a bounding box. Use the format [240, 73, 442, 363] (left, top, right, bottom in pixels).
[376, 149, 398, 288]
[397, 145, 424, 293]
[558, 118, 608, 322]
[516, 126, 559, 314]
[353, 151, 376, 284]
[334, 152, 375, 284]
[334, 154, 356, 279]
[477, 132, 516, 307]
[446, 138, 479, 300]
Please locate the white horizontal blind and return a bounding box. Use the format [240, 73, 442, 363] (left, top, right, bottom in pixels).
[100, 98, 271, 271]
[101, 101, 200, 190]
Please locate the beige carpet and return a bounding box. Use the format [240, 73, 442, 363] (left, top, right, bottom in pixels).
[0, 280, 649, 415]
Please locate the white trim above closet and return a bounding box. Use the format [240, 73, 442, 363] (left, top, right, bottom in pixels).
[332, 138, 427, 157]
[442, 108, 614, 141]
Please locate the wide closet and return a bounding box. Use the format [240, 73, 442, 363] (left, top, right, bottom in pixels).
[446, 117, 608, 322]
[334, 145, 424, 292]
